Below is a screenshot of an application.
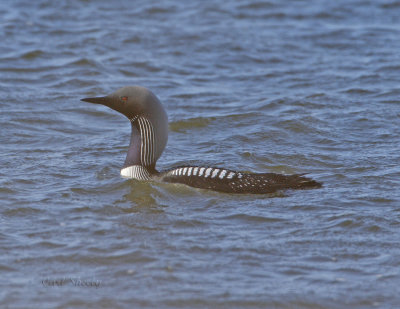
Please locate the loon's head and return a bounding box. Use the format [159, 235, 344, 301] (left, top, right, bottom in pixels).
[82, 86, 168, 172]
[81, 86, 162, 121]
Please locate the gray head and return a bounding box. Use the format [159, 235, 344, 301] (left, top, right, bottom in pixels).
[81, 86, 163, 121]
[82, 86, 168, 171]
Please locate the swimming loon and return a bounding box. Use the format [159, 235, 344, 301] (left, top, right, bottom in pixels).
[81, 86, 321, 194]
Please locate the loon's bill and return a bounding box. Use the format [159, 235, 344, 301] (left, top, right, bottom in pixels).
[81, 86, 321, 194]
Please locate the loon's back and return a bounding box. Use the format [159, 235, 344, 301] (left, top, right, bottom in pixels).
[161, 166, 321, 194]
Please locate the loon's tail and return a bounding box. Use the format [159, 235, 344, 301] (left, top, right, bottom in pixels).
[160, 166, 321, 194]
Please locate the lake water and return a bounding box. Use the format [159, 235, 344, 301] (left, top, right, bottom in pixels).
[1, 0, 400, 308]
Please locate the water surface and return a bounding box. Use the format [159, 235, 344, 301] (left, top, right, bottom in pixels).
[1, 0, 400, 308]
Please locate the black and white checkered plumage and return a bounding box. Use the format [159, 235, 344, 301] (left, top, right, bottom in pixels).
[161, 166, 320, 194]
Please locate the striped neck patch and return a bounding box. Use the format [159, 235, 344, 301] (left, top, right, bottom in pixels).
[131, 116, 156, 168]
[137, 116, 156, 168]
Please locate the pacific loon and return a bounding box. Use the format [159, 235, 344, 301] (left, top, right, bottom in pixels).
[81, 86, 321, 194]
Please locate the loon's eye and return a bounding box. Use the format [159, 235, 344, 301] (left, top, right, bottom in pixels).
[120, 96, 128, 102]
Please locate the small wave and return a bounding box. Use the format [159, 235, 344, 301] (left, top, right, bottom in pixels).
[3, 207, 43, 216]
[124, 61, 162, 73]
[169, 117, 214, 132]
[21, 49, 45, 59]
[380, 1, 400, 9]
[0, 187, 15, 194]
[144, 6, 176, 15]
[170, 92, 221, 99]
[237, 2, 275, 10]
[169, 111, 260, 132]
[172, 219, 207, 228]
[122, 35, 141, 44]
[341, 88, 376, 95]
[34, 241, 65, 249]
[68, 58, 98, 67]
[221, 213, 286, 223]
[376, 64, 400, 72]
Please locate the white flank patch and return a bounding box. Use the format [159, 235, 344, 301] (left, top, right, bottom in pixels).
[219, 170, 227, 179]
[199, 167, 205, 176]
[120, 165, 150, 180]
[120, 167, 132, 178]
[205, 168, 212, 177]
[238, 173, 243, 179]
[211, 169, 220, 178]
[227, 172, 235, 179]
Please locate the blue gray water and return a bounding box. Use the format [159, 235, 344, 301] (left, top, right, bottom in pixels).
[1, 0, 400, 308]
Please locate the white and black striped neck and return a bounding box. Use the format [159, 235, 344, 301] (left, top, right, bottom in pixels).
[124, 115, 157, 172]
